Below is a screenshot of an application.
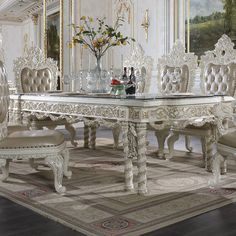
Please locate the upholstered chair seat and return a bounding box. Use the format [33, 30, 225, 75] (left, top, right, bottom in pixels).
[7, 125, 29, 134]
[0, 60, 71, 194]
[218, 131, 236, 148]
[11, 47, 77, 147]
[0, 130, 64, 149]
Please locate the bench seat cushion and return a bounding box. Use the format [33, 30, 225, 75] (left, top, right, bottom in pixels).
[0, 130, 64, 149]
[218, 131, 236, 148]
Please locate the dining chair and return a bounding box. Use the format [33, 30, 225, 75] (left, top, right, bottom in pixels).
[12, 46, 78, 147]
[0, 59, 71, 193]
[167, 34, 236, 172]
[150, 40, 198, 158]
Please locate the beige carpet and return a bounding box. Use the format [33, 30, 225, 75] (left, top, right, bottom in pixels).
[0, 138, 236, 236]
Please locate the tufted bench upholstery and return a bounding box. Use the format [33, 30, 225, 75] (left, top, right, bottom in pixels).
[204, 63, 236, 96]
[161, 65, 189, 94]
[21, 67, 52, 93]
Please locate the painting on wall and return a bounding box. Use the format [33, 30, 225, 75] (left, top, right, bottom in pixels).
[186, 0, 236, 57]
[47, 11, 60, 65]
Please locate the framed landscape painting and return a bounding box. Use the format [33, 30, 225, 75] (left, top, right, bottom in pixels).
[47, 11, 60, 65]
[186, 0, 236, 57]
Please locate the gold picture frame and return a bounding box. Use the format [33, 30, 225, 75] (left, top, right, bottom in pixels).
[43, 0, 64, 89]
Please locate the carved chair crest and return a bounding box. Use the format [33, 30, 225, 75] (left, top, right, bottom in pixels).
[0, 60, 9, 141]
[200, 34, 236, 96]
[13, 47, 58, 93]
[157, 40, 198, 94]
[124, 43, 153, 93]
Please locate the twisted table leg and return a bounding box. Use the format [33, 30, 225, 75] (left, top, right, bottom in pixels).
[122, 122, 134, 191]
[136, 123, 148, 195]
[0, 159, 10, 181]
[205, 134, 215, 172]
[83, 124, 89, 148]
[90, 124, 97, 150]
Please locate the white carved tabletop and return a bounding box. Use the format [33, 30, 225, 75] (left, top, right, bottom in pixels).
[9, 93, 235, 195]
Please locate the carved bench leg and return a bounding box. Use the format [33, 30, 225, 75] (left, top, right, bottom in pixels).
[122, 122, 134, 191]
[137, 123, 148, 195]
[65, 123, 78, 147]
[166, 132, 180, 159]
[155, 129, 169, 159]
[0, 159, 10, 181]
[185, 136, 193, 152]
[84, 124, 90, 148]
[112, 126, 121, 149]
[61, 149, 72, 179]
[45, 155, 66, 194]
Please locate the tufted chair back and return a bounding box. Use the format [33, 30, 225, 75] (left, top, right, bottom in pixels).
[0, 60, 9, 141]
[200, 34, 236, 96]
[124, 43, 153, 93]
[158, 40, 198, 94]
[13, 47, 58, 93]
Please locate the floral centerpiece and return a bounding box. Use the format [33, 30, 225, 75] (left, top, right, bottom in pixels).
[70, 16, 134, 92]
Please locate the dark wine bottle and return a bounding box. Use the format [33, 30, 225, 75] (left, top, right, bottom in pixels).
[126, 67, 136, 95]
[122, 67, 128, 83]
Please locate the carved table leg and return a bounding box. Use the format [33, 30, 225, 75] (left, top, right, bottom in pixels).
[90, 124, 97, 150]
[84, 124, 89, 148]
[0, 159, 10, 181]
[166, 132, 180, 159]
[65, 123, 78, 147]
[61, 149, 72, 179]
[112, 126, 121, 149]
[122, 122, 134, 191]
[185, 135, 193, 152]
[155, 129, 169, 158]
[136, 123, 148, 195]
[205, 134, 215, 172]
[45, 155, 66, 194]
[201, 137, 207, 168]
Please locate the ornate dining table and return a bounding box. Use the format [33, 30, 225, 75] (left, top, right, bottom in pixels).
[9, 93, 234, 194]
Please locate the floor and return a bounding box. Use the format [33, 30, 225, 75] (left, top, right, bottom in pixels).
[0, 127, 236, 236]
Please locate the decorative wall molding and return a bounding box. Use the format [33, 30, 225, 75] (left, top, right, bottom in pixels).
[115, 0, 133, 24]
[0, 0, 59, 22]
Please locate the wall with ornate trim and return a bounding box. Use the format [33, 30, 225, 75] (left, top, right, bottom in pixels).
[0, 0, 186, 92]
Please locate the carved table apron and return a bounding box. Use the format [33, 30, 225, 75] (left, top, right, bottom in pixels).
[9, 94, 234, 195]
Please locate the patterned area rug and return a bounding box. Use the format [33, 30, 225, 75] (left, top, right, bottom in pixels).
[1, 138, 236, 236]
